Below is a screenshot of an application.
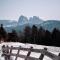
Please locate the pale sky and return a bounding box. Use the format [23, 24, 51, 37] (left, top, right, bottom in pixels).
[0, 0, 60, 21]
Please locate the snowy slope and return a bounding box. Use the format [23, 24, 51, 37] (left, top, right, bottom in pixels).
[0, 42, 60, 60]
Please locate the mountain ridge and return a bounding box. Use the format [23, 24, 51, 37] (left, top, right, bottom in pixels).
[0, 16, 60, 32]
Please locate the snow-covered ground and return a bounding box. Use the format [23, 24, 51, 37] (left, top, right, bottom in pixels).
[0, 42, 60, 60]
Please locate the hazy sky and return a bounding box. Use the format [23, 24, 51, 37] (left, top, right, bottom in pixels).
[0, 0, 60, 21]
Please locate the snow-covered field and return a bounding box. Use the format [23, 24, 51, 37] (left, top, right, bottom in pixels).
[0, 42, 60, 60]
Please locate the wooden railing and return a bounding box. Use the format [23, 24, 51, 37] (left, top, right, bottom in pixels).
[2, 45, 60, 60]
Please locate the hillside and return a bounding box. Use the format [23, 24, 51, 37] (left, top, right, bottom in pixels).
[40, 20, 60, 32]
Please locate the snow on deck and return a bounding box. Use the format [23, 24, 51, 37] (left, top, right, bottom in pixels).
[0, 42, 60, 60]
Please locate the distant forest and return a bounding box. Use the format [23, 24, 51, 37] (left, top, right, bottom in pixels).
[0, 24, 60, 47]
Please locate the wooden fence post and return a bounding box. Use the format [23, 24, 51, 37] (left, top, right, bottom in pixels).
[58, 53, 60, 56]
[2, 45, 5, 56]
[39, 47, 47, 60]
[5, 45, 10, 60]
[15, 46, 21, 60]
[10, 46, 13, 55]
[2, 45, 10, 60]
[58, 53, 60, 60]
[9, 46, 13, 60]
[25, 47, 33, 60]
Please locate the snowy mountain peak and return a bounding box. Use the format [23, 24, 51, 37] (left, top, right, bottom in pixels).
[29, 16, 43, 24]
[18, 15, 28, 25]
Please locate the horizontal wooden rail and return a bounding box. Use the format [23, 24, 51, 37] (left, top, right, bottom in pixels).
[3, 53, 40, 60]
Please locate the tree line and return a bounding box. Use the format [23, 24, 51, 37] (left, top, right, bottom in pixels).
[0, 24, 60, 47]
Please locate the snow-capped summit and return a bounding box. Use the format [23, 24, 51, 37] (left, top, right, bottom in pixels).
[29, 16, 43, 24]
[18, 15, 28, 25]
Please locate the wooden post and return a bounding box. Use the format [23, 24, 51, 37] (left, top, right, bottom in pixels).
[39, 47, 47, 60]
[9, 46, 13, 60]
[10, 46, 13, 55]
[25, 47, 33, 60]
[2, 45, 10, 60]
[2, 45, 5, 56]
[2, 45, 8, 60]
[58, 53, 60, 56]
[58, 53, 60, 60]
[15, 46, 21, 60]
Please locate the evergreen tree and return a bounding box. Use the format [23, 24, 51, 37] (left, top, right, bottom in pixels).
[31, 25, 38, 44]
[0, 24, 7, 42]
[8, 29, 18, 42]
[24, 26, 31, 43]
[45, 30, 52, 45]
[38, 27, 45, 44]
[52, 28, 60, 46]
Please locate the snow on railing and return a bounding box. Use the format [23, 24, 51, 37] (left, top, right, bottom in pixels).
[2, 45, 60, 60]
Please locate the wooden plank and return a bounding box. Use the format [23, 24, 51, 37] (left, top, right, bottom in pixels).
[25, 47, 33, 60]
[15, 46, 21, 60]
[2, 45, 6, 56]
[3, 53, 39, 60]
[39, 48, 47, 60]
[3, 45, 10, 60]
[57, 53, 60, 60]
[10, 46, 13, 55]
[6, 45, 10, 60]
[58, 53, 60, 56]
[2, 45, 7, 53]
